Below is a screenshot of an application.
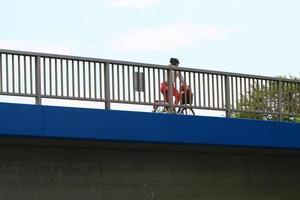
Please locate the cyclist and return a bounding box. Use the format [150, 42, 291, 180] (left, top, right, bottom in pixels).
[160, 58, 186, 110]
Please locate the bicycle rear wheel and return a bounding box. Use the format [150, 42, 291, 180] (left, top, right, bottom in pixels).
[152, 101, 168, 113]
[180, 108, 195, 116]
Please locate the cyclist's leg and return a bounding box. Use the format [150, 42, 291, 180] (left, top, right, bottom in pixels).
[172, 85, 181, 113]
[173, 86, 181, 106]
[160, 83, 169, 112]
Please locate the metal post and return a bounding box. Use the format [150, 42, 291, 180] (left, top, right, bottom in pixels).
[35, 56, 42, 105]
[104, 62, 111, 109]
[278, 81, 283, 121]
[167, 66, 174, 113]
[225, 75, 231, 117]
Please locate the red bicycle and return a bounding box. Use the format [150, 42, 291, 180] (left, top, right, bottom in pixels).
[152, 85, 195, 115]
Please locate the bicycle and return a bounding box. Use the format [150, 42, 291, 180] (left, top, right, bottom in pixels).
[152, 85, 195, 116]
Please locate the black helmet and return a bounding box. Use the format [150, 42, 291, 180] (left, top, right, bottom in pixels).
[170, 58, 180, 66]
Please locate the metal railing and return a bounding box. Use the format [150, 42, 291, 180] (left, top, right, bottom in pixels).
[0, 49, 300, 120]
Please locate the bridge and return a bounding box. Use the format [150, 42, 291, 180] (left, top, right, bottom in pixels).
[0, 49, 300, 200]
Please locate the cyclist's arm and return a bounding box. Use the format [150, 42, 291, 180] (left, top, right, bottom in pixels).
[176, 72, 186, 88]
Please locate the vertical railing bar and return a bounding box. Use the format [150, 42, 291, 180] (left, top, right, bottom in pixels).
[261, 79, 267, 111]
[55, 58, 58, 96]
[285, 82, 288, 115]
[94, 62, 97, 99]
[167, 66, 174, 113]
[192, 72, 196, 106]
[285, 82, 288, 114]
[264, 79, 267, 113]
[99, 63, 103, 99]
[138, 66, 141, 103]
[175, 69, 179, 105]
[184, 71, 187, 107]
[296, 83, 300, 114]
[276, 80, 280, 115]
[153, 68, 156, 102]
[265, 80, 268, 113]
[293, 83, 296, 116]
[132, 65, 136, 101]
[225, 75, 231, 117]
[148, 67, 151, 103]
[35, 56, 42, 105]
[137, 66, 141, 103]
[288, 82, 291, 114]
[162, 68, 166, 103]
[239, 77, 242, 110]
[220, 75, 224, 108]
[208, 74, 211, 108]
[143, 67, 146, 103]
[71, 60, 75, 97]
[31, 56, 34, 95]
[187, 71, 191, 107]
[203, 73, 206, 107]
[66, 60, 69, 97]
[247, 78, 251, 111]
[88, 61, 92, 99]
[255, 78, 258, 112]
[43, 58, 46, 95]
[0, 53, 2, 93]
[104, 62, 111, 109]
[269, 80, 272, 114]
[212, 74, 215, 108]
[216, 75, 220, 108]
[158, 68, 161, 101]
[187, 72, 194, 107]
[247, 78, 250, 111]
[198, 73, 201, 107]
[112, 64, 115, 100]
[117, 64, 120, 101]
[235, 76, 238, 110]
[123, 65, 126, 101]
[127, 65, 130, 101]
[72, 60, 75, 97]
[274, 81, 280, 113]
[119, 64, 121, 101]
[23, 55, 27, 94]
[61, 59, 64, 97]
[291, 82, 293, 115]
[260, 79, 263, 111]
[6, 54, 9, 93]
[49, 58, 52, 96]
[83, 61, 86, 99]
[284, 82, 287, 115]
[244, 77, 247, 110]
[180, 70, 183, 107]
[12, 55, 15, 93]
[278, 80, 281, 115]
[230, 76, 234, 110]
[77, 61, 80, 98]
[17, 55, 21, 93]
[295, 83, 298, 115]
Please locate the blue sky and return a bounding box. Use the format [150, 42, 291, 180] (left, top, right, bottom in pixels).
[1, 0, 300, 77]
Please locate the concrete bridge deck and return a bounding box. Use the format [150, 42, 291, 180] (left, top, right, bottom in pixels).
[0, 103, 300, 200]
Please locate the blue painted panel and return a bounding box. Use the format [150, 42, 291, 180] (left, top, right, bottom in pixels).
[0, 103, 300, 149]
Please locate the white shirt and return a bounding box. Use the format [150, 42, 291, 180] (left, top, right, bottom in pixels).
[164, 64, 185, 85]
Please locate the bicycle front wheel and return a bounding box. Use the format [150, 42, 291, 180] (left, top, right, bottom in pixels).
[180, 108, 195, 116]
[153, 105, 168, 113]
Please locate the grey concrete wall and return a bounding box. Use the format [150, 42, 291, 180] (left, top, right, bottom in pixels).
[0, 143, 300, 200]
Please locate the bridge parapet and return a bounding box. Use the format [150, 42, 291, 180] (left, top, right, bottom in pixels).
[0, 49, 300, 120]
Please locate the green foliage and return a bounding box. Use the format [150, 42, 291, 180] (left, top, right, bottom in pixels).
[232, 76, 300, 122]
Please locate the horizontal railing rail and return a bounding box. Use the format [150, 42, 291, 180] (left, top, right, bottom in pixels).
[0, 49, 300, 120]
